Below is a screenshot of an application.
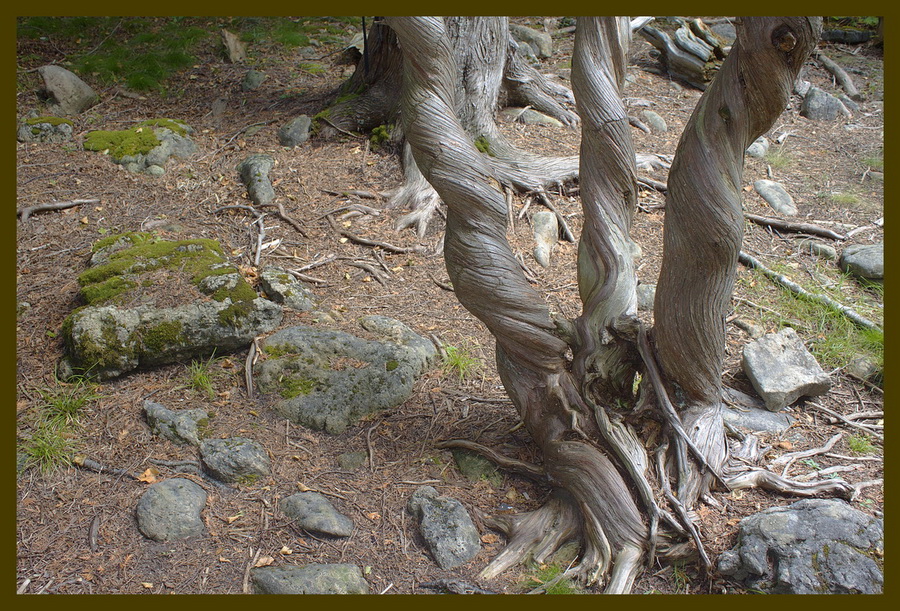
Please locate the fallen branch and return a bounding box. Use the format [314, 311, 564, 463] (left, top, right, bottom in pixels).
[743, 213, 847, 240]
[335, 226, 427, 254]
[807, 401, 883, 439]
[815, 50, 862, 101]
[18, 198, 99, 222]
[738, 251, 880, 330]
[73, 454, 138, 480]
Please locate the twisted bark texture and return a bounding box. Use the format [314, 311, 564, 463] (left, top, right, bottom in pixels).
[329, 17, 580, 238]
[386, 16, 827, 592]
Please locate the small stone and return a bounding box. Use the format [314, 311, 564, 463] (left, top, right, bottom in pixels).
[236, 154, 276, 206]
[277, 115, 312, 147]
[797, 239, 837, 261]
[408, 486, 480, 569]
[143, 400, 208, 446]
[259, 267, 315, 311]
[839, 243, 883, 281]
[242, 69, 267, 91]
[279, 492, 354, 537]
[845, 355, 880, 382]
[136, 478, 207, 541]
[251, 564, 369, 594]
[800, 86, 851, 121]
[746, 136, 769, 158]
[753, 179, 797, 216]
[640, 109, 668, 133]
[200, 437, 270, 484]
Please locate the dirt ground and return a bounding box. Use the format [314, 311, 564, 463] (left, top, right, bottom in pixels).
[15, 18, 884, 595]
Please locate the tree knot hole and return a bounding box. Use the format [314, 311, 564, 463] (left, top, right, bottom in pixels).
[771, 26, 797, 52]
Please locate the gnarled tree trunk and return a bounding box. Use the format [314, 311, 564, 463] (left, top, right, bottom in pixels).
[386, 16, 831, 593]
[322, 17, 580, 238]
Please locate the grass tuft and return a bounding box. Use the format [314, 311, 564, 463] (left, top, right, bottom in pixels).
[441, 343, 483, 382]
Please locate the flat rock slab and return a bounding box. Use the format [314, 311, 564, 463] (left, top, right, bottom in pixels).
[742, 327, 830, 411]
[718, 499, 883, 593]
[59, 232, 282, 380]
[255, 316, 436, 434]
[753, 179, 797, 216]
[279, 492, 354, 537]
[143, 400, 209, 446]
[136, 478, 207, 541]
[839, 243, 883, 281]
[200, 437, 270, 484]
[407, 485, 480, 570]
[251, 564, 370, 594]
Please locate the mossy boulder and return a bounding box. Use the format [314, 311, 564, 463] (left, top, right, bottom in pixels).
[59, 232, 282, 380]
[17, 115, 75, 143]
[83, 119, 196, 174]
[254, 316, 437, 434]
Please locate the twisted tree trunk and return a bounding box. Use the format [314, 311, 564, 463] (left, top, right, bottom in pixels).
[387, 16, 829, 593]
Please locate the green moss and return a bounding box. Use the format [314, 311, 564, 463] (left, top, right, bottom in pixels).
[25, 116, 74, 127]
[141, 320, 184, 353]
[80, 276, 137, 305]
[217, 300, 254, 327]
[474, 135, 492, 156]
[262, 343, 297, 358]
[138, 118, 188, 136]
[280, 377, 316, 399]
[83, 126, 161, 160]
[370, 124, 392, 148]
[385, 359, 399, 372]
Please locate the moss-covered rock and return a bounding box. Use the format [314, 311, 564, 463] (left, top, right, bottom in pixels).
[59, 232, 282, 380]
[255, 316, 436, 434]
[83, 119, 195, 174]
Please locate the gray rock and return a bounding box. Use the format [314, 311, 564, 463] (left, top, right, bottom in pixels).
[143, 400, 209, 446]
[742, 327, 831, 411]
[640, 109, 668, 133]
[242, 69, 267, 91]
[509, 24, 552, 58]
[636, 283, 656, 311]
[800, 86, 851, 121]
[37, 65, 99, 115]
[136, 478, 207, 541]
[718, 499, 883, 594]
[278, 115, 312, 147]
[255, 316, 437, 434]
[237, 154, 276, 206]
[839, 243, 883, 281]
[259, 267, 315, 311]
[500, 107, 563, 127]
[531, 210, 558, 267]
[279, 492, 354, 537]
[746, 136, 769, 158]
[251, 564, 369, 594]
[797, 239, 837, 261]
[407, 486, 480, 569]
[200, 437, 270, 484]
[753, 179, 797, 216]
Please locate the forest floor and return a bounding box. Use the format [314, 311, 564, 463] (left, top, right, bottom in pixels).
[15, 17, 884, 595]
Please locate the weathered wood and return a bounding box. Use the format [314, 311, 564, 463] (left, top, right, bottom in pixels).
[639, 20, 726, 89]
[816, 50, 863, 101]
